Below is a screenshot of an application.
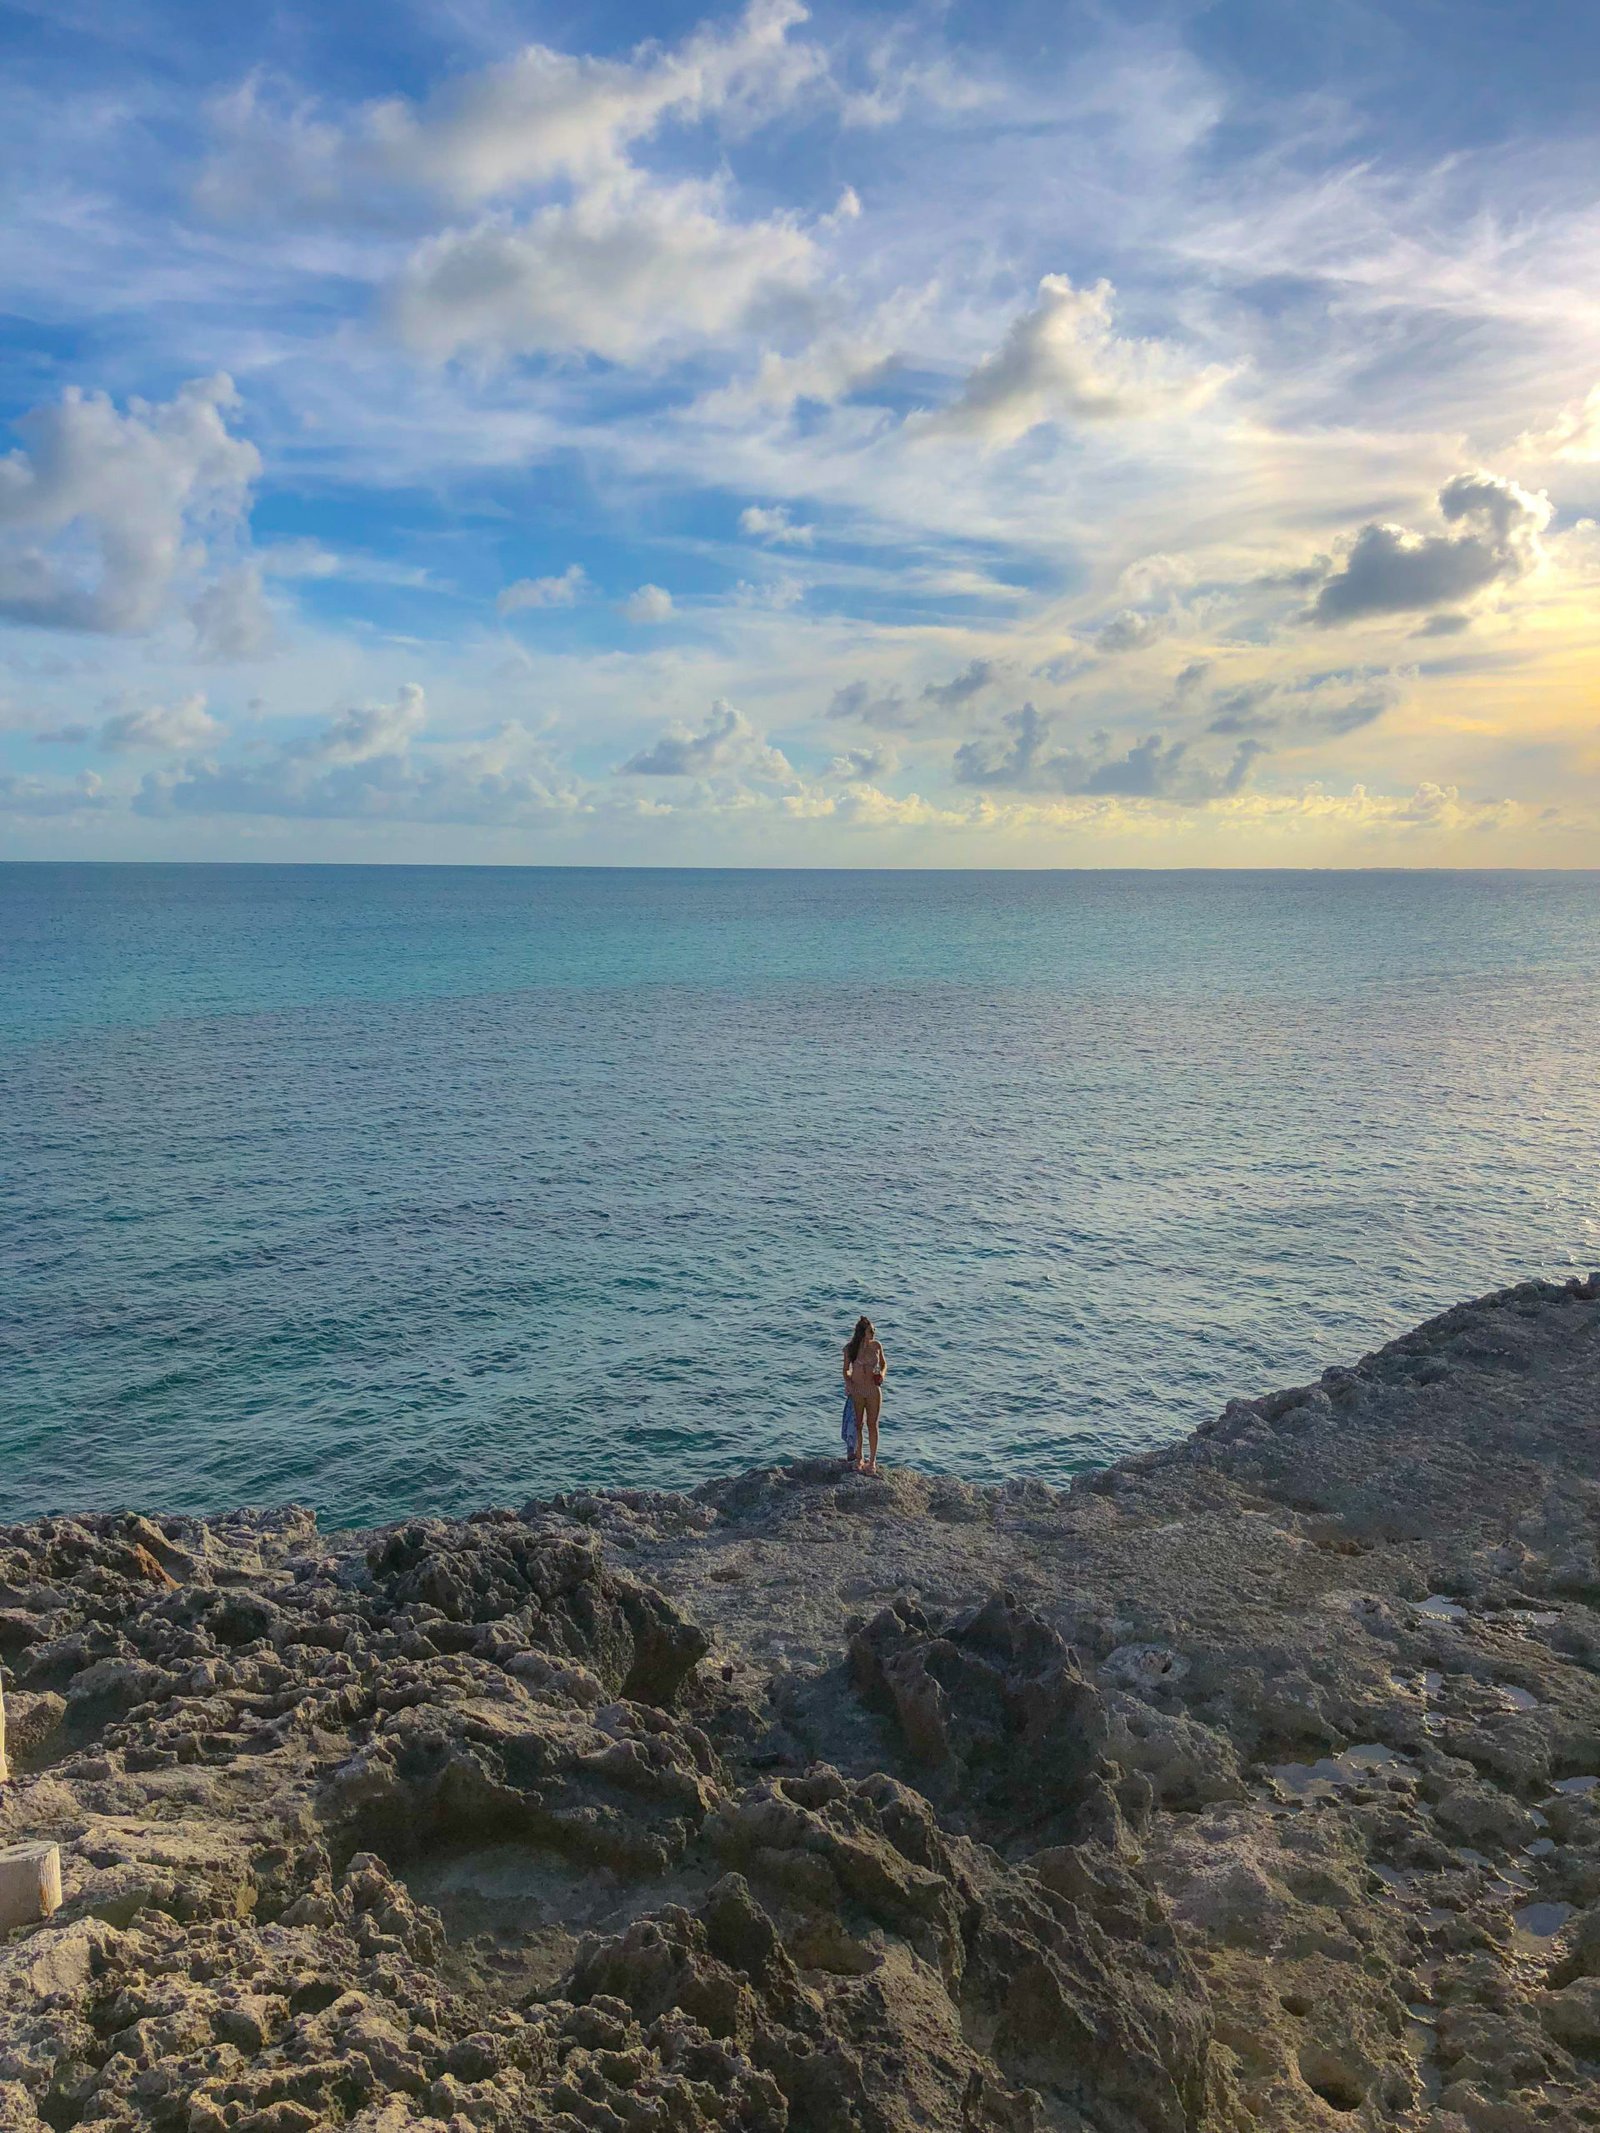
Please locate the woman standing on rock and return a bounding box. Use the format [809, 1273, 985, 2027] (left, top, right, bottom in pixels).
[843, 1315, 887, 1476]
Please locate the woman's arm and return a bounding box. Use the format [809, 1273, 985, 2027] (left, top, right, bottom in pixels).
[875, 1343, 887, 1377]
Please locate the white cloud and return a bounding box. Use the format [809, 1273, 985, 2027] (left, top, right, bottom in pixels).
[100, 694, 224, 753]
[784, 777, 1539, 847]
[258, 541, 434, 590]
[841, 41, 998, 129]
[1118, 552, 1197, 601]
[1308, 471, 1551, 626]
[702, 320, 900, 416]
[200, 0, 819, 216]
[825, 743, 896, 781]
[260, 539, 343, 581]
[377, 0, 816, 201]
[1094, 608, 1176, 656]
[134, 689, 578, 826]
[730, 574, 805, 609]
[201, 6, 832, 381]
[623, 583, 674, 623]
[916, 275, 1227, 446]
[0, 376, 259, 636]
[1516, 383, 1600, 464]
[200, 6, 832, 383]
[10, 7, 1600, 867]
[617, 698, 792, 780]
[739, 503, 814, 545]
[191, 564, 273, 659]
[0, 769, 107, 817]
[391, 175, 818, 367]
[304, 682, 428, 764]
[498, 565, 590, 612]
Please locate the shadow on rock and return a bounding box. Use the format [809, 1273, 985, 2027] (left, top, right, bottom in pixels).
[850, 1590, 1139, 1853]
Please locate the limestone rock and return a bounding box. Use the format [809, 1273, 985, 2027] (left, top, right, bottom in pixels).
[0, 1277, 1595, 2130]
[848, 1590, 1117, 1848]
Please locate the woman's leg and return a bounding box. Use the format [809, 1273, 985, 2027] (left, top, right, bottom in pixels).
[864, 1391, 882, 1473]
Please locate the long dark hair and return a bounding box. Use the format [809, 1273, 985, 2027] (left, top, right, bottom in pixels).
[846, 1314, 874, 1364]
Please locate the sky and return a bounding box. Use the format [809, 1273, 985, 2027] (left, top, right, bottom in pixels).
[0, 0, 1597, 867]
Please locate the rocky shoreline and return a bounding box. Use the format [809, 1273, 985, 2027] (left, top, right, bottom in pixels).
[2, 1275, 1599, 2130]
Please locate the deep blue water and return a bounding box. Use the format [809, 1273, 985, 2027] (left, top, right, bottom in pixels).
[3, 864, 1597, 1528]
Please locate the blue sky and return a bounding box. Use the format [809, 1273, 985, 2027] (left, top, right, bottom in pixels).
[1, 0, 1597, 863]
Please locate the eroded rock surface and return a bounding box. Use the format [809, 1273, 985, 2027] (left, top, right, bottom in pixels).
[849, 1591, 1126, 1851]
[2, 1275, 1598, 2129]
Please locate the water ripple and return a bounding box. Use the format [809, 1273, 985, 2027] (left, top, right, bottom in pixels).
[3, 865, 1598, 1525]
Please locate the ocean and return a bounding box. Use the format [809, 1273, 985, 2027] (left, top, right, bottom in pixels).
[3, 864, 1597, 1528]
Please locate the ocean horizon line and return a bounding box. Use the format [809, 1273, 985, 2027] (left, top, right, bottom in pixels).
[5, 857, 1600, 877]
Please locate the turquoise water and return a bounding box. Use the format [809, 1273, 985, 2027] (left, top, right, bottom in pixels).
[3, 864, 1598, 1527]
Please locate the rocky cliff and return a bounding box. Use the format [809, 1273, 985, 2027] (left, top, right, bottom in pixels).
[2, 1275, 1598, 2130]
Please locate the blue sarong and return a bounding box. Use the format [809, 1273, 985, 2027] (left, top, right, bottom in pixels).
[841, 1394, 859, 1458]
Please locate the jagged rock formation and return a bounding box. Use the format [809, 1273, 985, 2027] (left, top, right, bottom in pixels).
[1, 1274, 1598, 2129]
[848, 1590, 1128, 1848]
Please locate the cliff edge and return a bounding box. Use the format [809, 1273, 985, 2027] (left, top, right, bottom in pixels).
[1, 1275, 1598, 2130]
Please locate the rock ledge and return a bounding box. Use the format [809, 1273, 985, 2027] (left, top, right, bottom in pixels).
[2, 1274, 1598, 2129]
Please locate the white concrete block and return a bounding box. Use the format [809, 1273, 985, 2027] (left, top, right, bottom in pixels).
[0, 1843, 62, 1933]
